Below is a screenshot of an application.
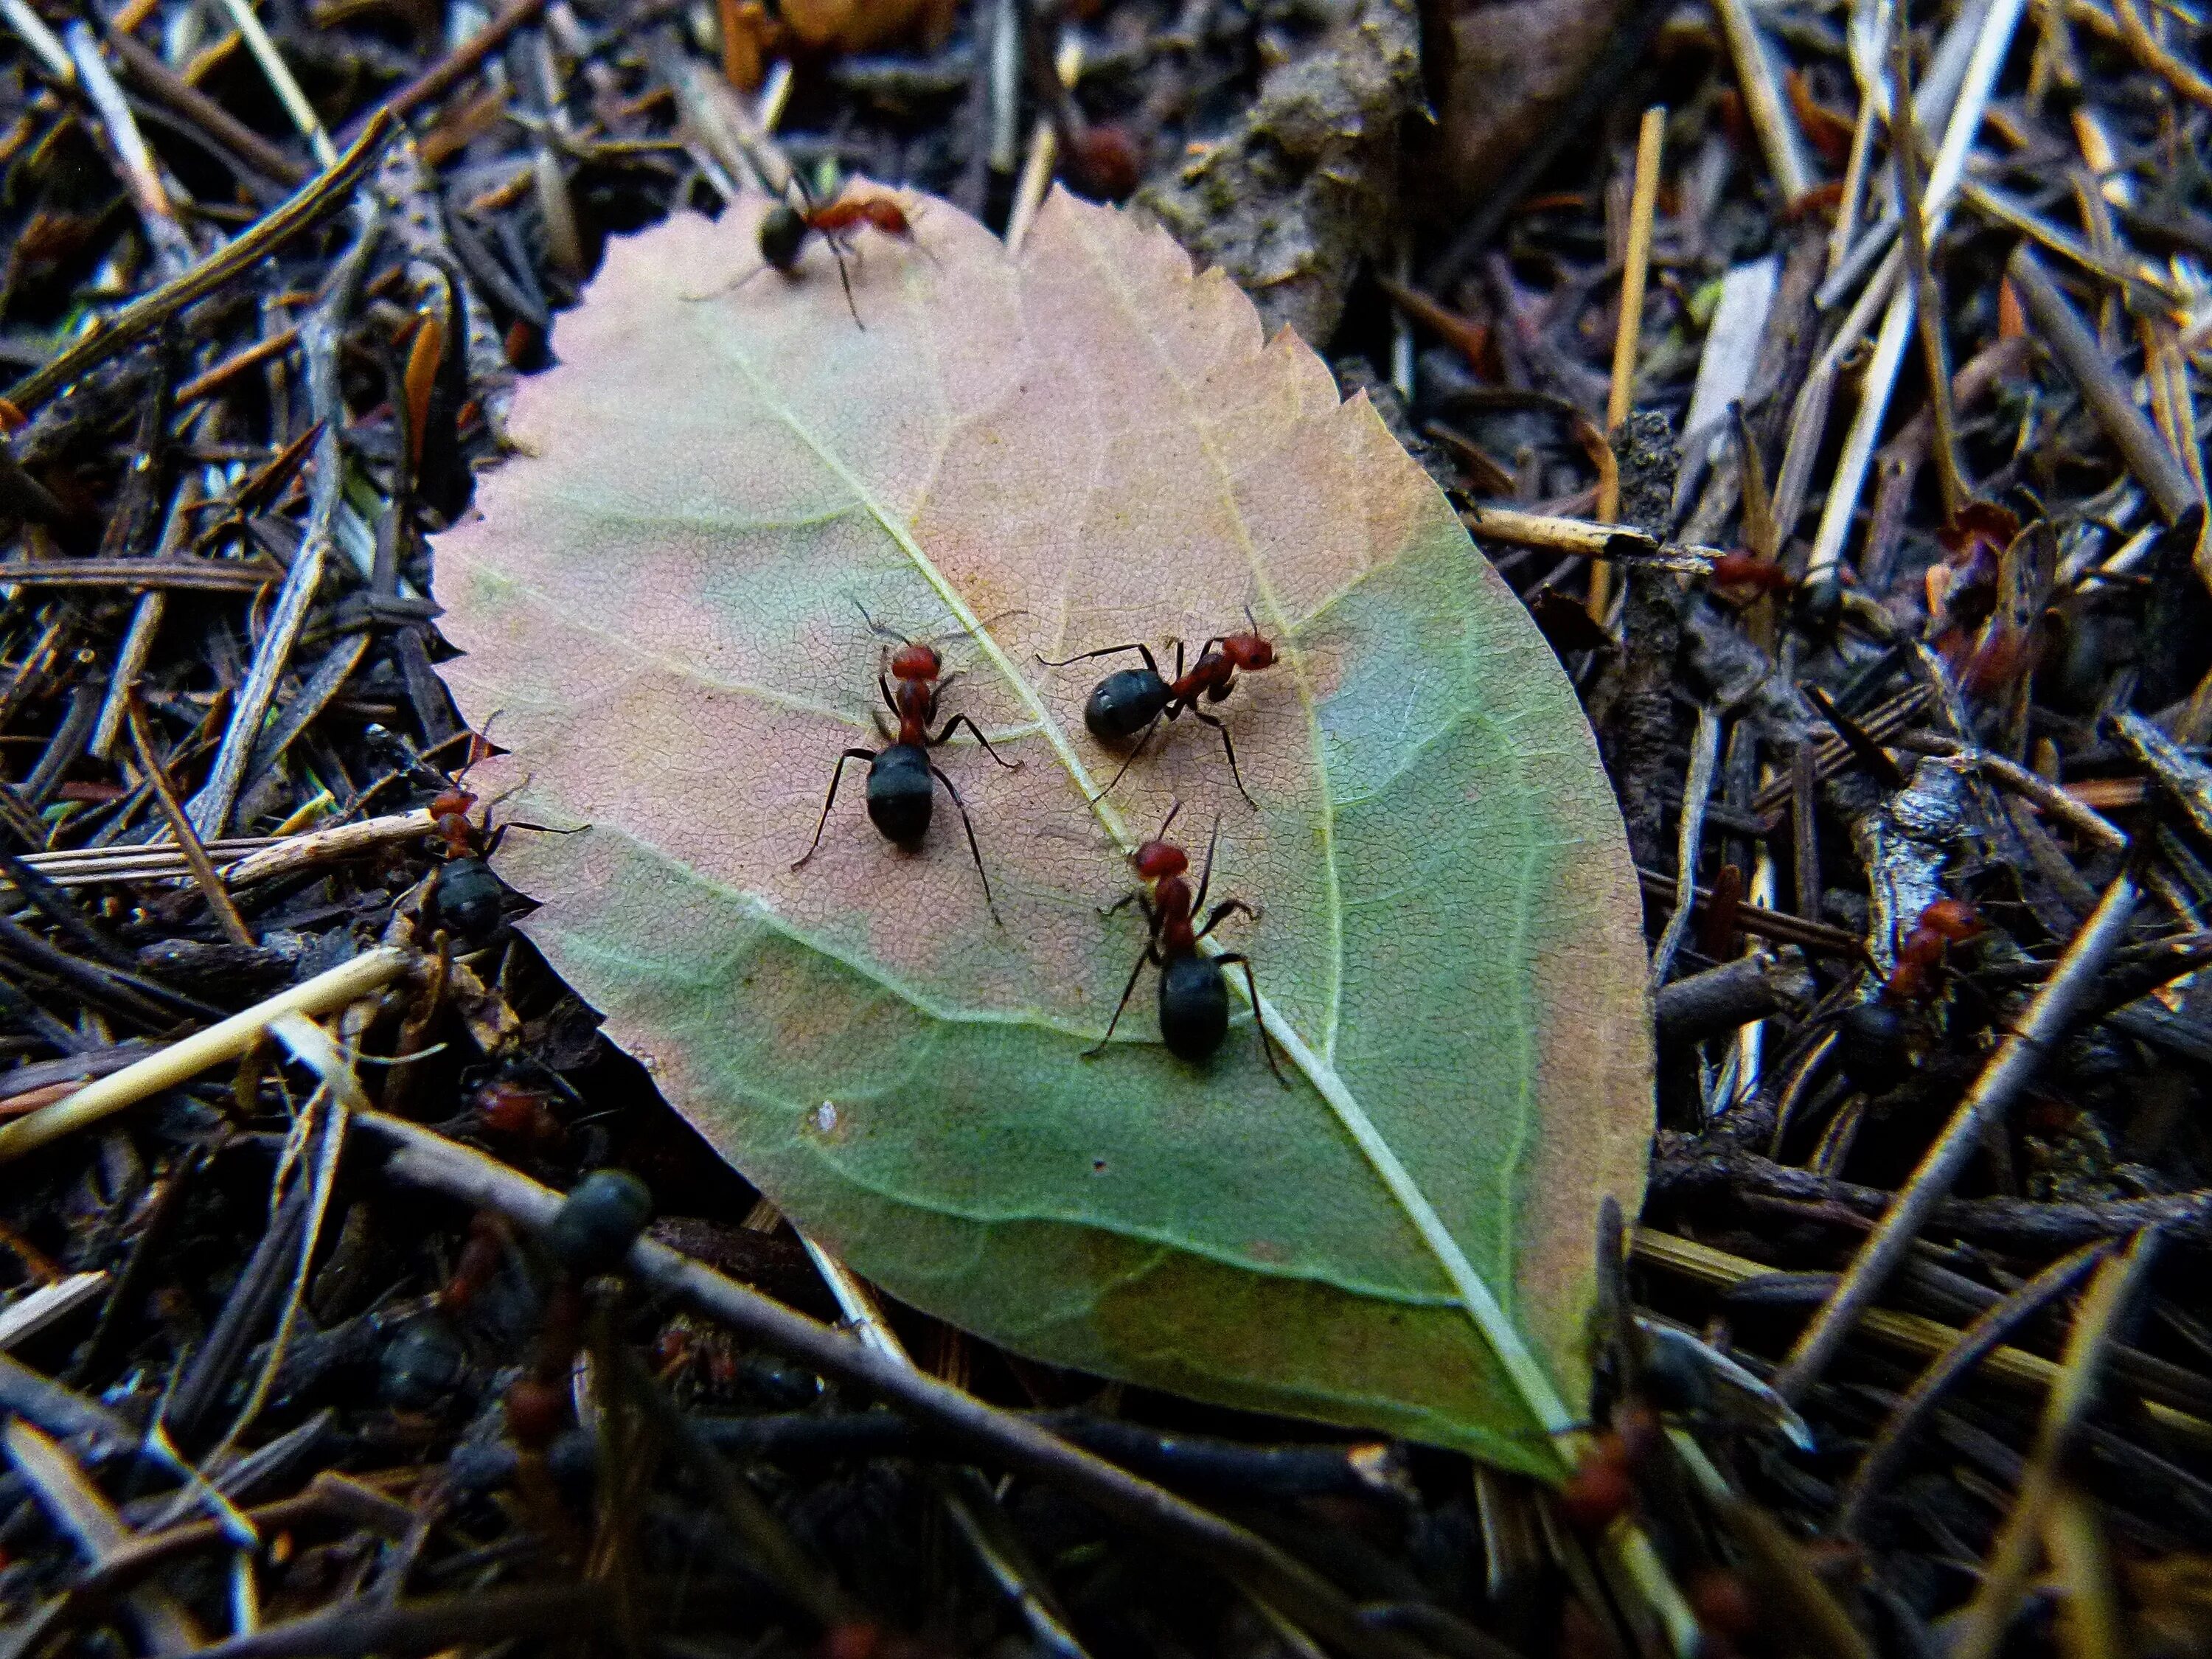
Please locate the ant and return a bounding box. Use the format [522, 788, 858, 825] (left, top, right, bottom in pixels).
[1090, 802, 1287, 1083]
[1706, 550, 1794, 597]
[1882, 895, 1984, 1004]
[793, 608, 1020, 921]
[755, 175, 923, 329]
[424, 773, 578, 941]
[1036, 611, 1278, 807]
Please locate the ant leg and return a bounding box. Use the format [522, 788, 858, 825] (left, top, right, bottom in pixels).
[931, 712, 1022, 770]
[1084, 944, 1158, 1058]
[1034, 642, 1161, 676]
[928, 762, 1003, 925]
[1214, 954, 1290, 1087]
[1192, 709, 1257, 809]
[1196, 899, 1259, 939]
[880, 675, 900, 719]
[1088, 714, 1163, 804]
[828, 238, 863, 329]
[792, 748, 879, 869]
[1192, 813, 1222, 909]
[483, 819, 589, 857]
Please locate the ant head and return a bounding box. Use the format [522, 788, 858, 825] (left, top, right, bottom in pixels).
[759, 204, 807, 271]
[430, 788, 477, 820]
[1222, 633, 1275, 671]
[1133, 840, 1188, 882]
[1224, 605, 1275, 669]
[1130, 800, 1187, 880]
[889, 641, 941, 681]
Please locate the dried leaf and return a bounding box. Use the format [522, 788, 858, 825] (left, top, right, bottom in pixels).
[433, 189, 1652, 1470]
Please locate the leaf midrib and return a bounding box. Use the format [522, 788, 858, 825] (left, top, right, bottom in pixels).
[703, 237, 1575, 1453]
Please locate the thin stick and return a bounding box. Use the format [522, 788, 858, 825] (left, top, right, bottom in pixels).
[1886, 730, 2128, 848]
[1005, 34, 1080, 256]
[1888, 24, 1967, 522]
[1635, 1227, 2212, 1441]
[1833, 1239, 2113, 1537]
[2006, 246, 2198, 524]
[176, 330, 300, 406]
[2, 111, 393, 414]
[1594, 105, 1666, 620]
[358, 1110, 1441, 1659]
[2107, 0, 2212, 108]
[185, 218, 377, 837]
[348, 0, 551, 142]
[0, 0, 72, 81]
[1949, 1234, 2162, 1659]
[210, 0, 335, 167]
[1828, 94, 1880, 278]
[63, 23, 198, 276]
[125, 693, 254, 947]
[1463, 507, 1722, 571]
[104, 26, 307, 187]
[1711, 0, 1815, 203]
[1649, 706, 1722, 987]
[1803, 0, 2031, 585]
[1772, 871, 2141, 1401]
[0, 948, 408, 1164]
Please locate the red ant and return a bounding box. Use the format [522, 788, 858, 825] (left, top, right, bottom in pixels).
[1882, 895, 1984, 1004]
[1557, 1398, 1663, 1533]
[425, 770, 578, 939]
[1091, 802, 1287, 1083]
[1707, 550, 1793, 596]
[755, 176, 923, 329]
[793, 607, 1021, 921]
[1036, 611, 1278, 807]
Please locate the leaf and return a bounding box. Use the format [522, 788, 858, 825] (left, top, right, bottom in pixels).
[432, 188, 1652, 1475]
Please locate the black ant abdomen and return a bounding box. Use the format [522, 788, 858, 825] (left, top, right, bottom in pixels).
[866, 743, 936, 844]
[437, 856, 505, 939]
[1158, 951, 1230, 1062]
[1086, 669, 1172, 745]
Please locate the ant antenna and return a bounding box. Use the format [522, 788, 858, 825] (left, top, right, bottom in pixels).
[1154, 799, 1183, 841]
[855, 601, 911, 644]
[1243, 602, 1261, 634]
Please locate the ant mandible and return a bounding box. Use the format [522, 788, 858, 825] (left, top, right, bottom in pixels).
[1089, 802, 1287, 1083]
[792, 607, 1021, 922]
[755, 175, 922, 329]
[1036, 610, 1278, 807]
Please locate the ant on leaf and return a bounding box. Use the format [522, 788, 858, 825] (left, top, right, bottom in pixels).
[1037, 609, 1278, 807]
[425, 743, 581, 941]
[750, 172, 927, 329]
[792, 605, 1021, 922]
[1090, 801, 1287, 1083]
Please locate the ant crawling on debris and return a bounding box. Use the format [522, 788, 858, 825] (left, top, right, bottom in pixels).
[1706, 550, 1795, 597]
[754, 175, 925, 328]
[1037, 610, 1278, 807]
[1882, 895, 1984, 1004]
[1089, 801, 1287, 1082]
[793, 607, 1021, 921]
[422, 756, 581, 941]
